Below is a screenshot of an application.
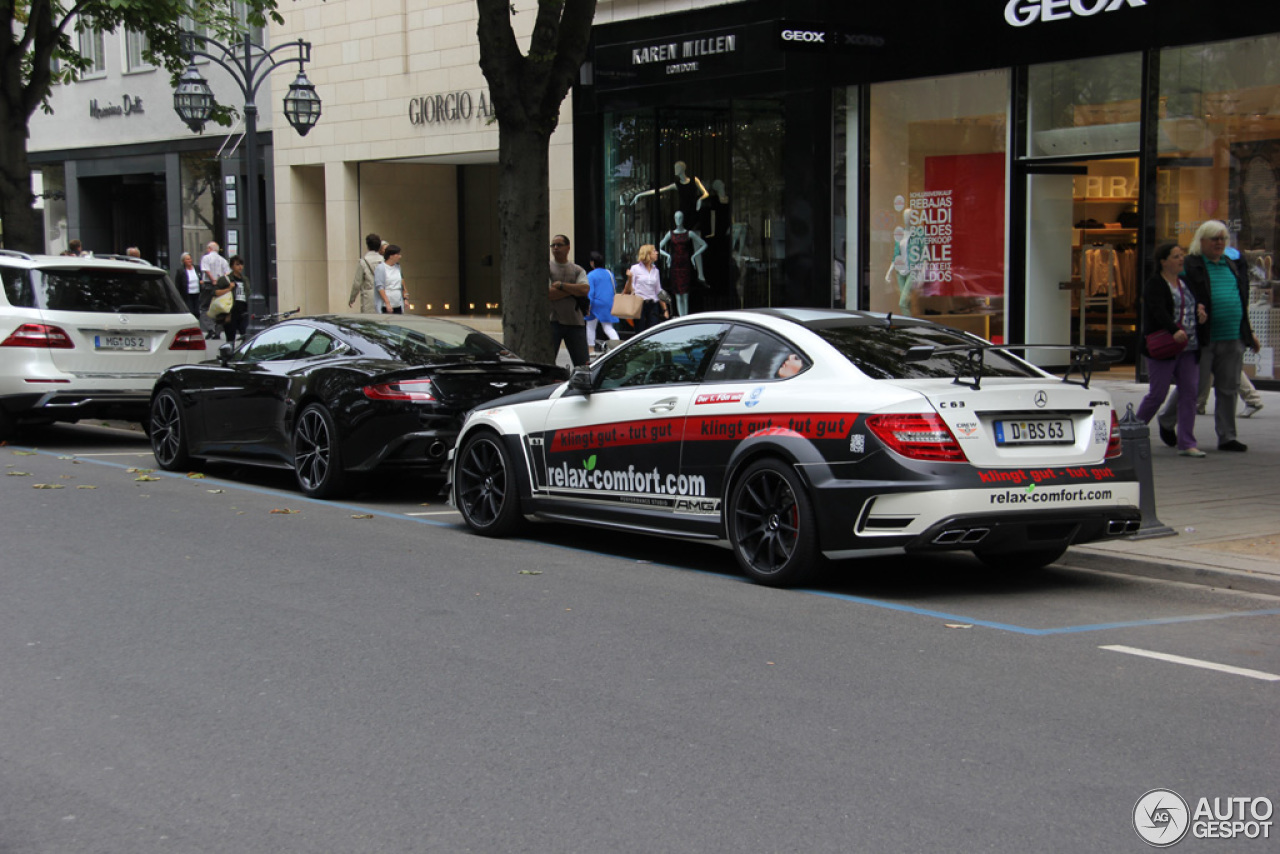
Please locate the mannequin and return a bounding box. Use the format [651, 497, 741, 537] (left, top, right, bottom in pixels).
[659, 210, 708, 318]
[884, 207, 922, 315]
[632, 161, 709, 232]
[700, 179, 729, 237]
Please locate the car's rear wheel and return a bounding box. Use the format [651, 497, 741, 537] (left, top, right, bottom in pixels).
[455, 431, 523, 536]
[975, 545, 1067, 573]
[727, 458, 818, 587]
[294, 404, 347, 499]
[150, 388, 193, 471]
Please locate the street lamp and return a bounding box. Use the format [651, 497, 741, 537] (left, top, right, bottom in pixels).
[173, 32, 320, 321]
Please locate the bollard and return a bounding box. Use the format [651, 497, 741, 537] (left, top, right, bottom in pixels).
[1118, 403, 1176, 539]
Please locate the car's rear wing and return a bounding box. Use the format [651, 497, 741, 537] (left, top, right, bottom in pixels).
[903, 343, 1124, 391]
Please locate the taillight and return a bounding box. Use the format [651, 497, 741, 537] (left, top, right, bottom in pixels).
[1, 323, 74, 349]
[363, 379, 437, 402]
[1106, 410, 1123, 458]
[865, 413, 967, 462]
[169, 327, 207, 351]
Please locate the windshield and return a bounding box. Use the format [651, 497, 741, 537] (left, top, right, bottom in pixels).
[34, 268, 187, 314]
[814, 323, 1039, 380]
[340, 316, 512, 361]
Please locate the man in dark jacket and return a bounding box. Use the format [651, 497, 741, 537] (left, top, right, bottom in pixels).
[1174, 220, 1260, 452]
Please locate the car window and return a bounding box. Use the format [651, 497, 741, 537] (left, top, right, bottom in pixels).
[339, 317, 509, 361]
[814, 323, 1039, 380]
[239, 324, 315, 363]
[32, 267, 187, 313]
[706, 325, 810, 382]
[1, 267, 34, 307]
[597, 323, 726, 391]
[301, 331, 338, 357]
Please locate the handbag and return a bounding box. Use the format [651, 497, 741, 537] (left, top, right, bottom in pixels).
[207, 291, 233, 319]
[1144, 283, 1188, 360]
[612, 292, 643, 319]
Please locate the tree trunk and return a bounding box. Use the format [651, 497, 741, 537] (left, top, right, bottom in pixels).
[0, 77, 41, 252]
[497, 122, 555, 365]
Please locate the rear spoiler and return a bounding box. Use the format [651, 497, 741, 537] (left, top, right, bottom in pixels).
[903, 344, 1124, 391]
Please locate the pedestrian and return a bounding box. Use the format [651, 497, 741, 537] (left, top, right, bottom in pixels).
[548, 234, 590, 367]
[1138, 243, 1206, 457]
[126, 246, 141, 259]
[624, 244, 665, 333]
[348, 233, 382, 313]
[62, 239, 83, 256]
[200, 242, 230, 340]
[1157, 220, 1261, 452]
[213, 255, 251, 349]
[1193, 370, 1265, 419]
[375, 244, 405, 314]
[585, 251, 620, 353]
[173, 252, 202, 319]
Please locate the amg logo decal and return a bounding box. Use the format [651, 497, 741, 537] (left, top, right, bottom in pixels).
[675, 498, 721, 514]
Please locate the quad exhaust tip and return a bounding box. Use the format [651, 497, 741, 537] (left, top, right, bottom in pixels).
[933, 528, 990, 545]
[1108, 519, 1141, 536]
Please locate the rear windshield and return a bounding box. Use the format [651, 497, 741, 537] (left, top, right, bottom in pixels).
[340, 317, 512, 361]
[32, 268, 187, 313]
[814, 323, 1039, 380]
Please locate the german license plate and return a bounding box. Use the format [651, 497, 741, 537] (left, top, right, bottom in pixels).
[994, 418, 1074, 446]
[94, 334, 149, 351]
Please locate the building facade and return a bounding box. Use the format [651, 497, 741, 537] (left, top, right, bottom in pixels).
[28, 15, 275, 297]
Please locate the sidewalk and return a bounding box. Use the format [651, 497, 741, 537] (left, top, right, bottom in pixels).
[1062, 375, 1280, 595]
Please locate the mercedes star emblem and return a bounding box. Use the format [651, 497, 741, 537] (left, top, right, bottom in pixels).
[1034, 391, 1048, 408]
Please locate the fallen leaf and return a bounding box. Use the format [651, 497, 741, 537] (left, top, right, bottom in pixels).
[59, 475, 73, 479]
[350, 514, 374, 519]
[57, 456, 75, 460]
[135, 475, 160, 482]
[32, 483, 64, 489]
[186, 472, 206, 479]
[206, 489, 225, 494]
[76, 485, 97, 490]
[270, 508, 300, 515]
[945, 623, 973, 629]
[517, 570, 542, 575]
[7, 472, 31, 476]
[13, 450, 36, 456]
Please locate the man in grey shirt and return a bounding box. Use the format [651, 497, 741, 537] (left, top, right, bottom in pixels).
[548, 234, 591, 367]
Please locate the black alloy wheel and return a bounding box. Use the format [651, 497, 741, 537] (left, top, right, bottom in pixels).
[150, 388, 193, 471]
[727, 458, 818, 587]
[975, 545, 1068, 573]
[455, 431, 522, 536]
[293, 404, 347, 499]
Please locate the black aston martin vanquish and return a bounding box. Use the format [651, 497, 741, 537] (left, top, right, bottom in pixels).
[148, 314, 563, 497]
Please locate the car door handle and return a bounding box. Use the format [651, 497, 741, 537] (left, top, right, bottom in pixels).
[650, 398, 678, 413]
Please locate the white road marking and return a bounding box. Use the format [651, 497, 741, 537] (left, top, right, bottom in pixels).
[1101, 645, 1280, 682]
[404, 510, 459, 517]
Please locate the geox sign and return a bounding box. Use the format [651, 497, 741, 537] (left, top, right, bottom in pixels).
[1004, 0, 1147, 27]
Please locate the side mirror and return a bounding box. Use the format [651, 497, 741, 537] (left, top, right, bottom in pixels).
[218, 343, 233, 366]
[568, 365, 594, 395]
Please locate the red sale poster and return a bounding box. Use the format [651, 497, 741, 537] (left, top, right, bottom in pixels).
[916, 152, 1005, 297]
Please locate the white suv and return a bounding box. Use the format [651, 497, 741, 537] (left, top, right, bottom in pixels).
[0, 250, 207, 438]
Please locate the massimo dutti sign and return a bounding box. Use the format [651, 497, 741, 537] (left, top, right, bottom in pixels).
[89, 95, 145, 119]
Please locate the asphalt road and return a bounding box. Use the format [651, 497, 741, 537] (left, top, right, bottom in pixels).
[2, 424, 1277, 853]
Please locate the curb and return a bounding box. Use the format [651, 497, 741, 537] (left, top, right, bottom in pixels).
[1059, 549, 1280, 597]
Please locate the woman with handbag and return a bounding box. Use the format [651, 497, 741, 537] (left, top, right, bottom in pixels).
[585, 251, 620, 353]
[624, 244, 665, 332]
[213, 255, 251, 349]
[1136, 242, 1207, 457]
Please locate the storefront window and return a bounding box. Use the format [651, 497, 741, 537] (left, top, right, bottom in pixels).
[868, 71, 1008, 343]
[1157, 34, 1280, 379]
[602, 100, 784, 319]
[1027, 54, 1143, 157]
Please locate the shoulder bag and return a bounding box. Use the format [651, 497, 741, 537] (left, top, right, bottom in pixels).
[1144, 284, 1187, 360]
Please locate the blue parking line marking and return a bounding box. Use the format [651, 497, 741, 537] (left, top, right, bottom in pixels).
[17, 443, 1280, 634]
[802, 589, 1280, 635]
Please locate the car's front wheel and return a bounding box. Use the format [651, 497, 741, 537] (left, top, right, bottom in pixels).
[293, 404, 347, 499]
[455, 431, 523, 536]
[975, 545, 1067, 573]
[727, 458, 818, 587]
[150, 388, 193, 471]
